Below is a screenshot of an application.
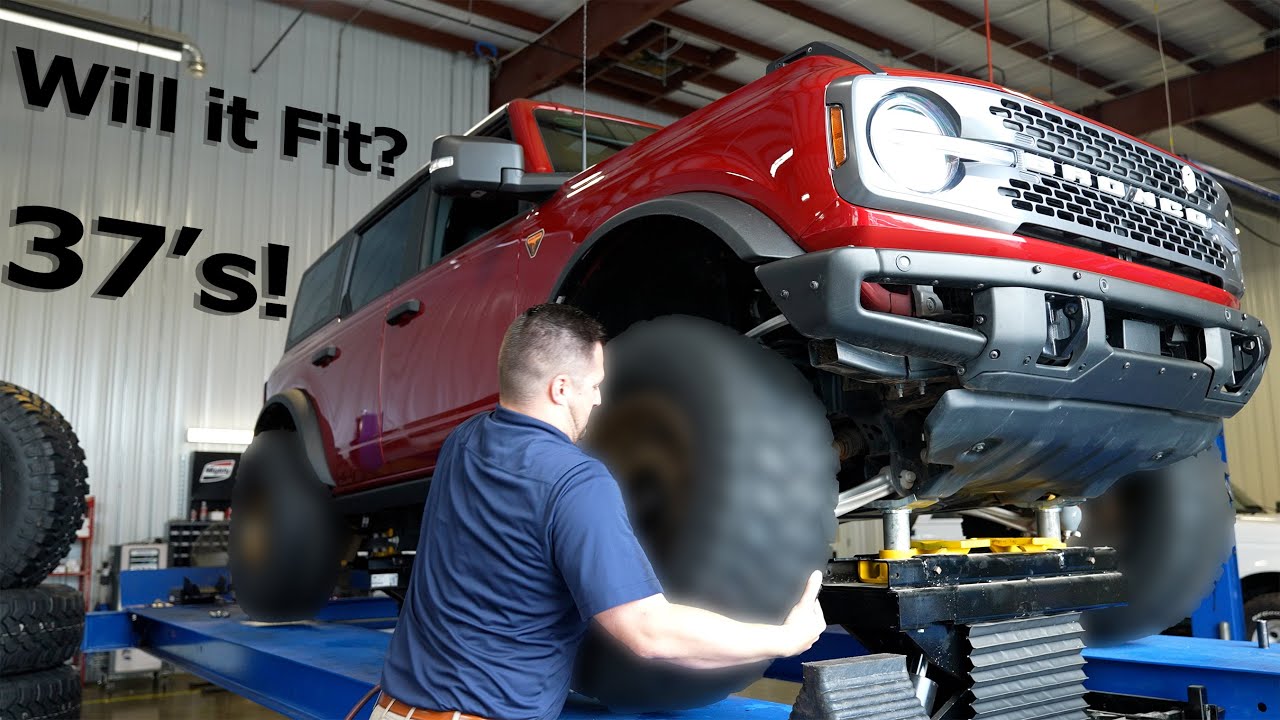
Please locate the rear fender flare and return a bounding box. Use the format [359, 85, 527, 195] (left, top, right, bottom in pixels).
[255, 389, 335, 487]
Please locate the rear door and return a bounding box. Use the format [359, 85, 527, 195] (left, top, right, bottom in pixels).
[267, 236, 354, 478]
[377, 184, 534, 479]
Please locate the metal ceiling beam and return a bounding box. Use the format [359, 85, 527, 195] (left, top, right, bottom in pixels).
[1081, 48, 1280, 136]
[1226, 0, 1279, 30]
[905, 0, 1135, 93]
[490, 0, 684, 108]
[657, 11, 785, 62]
[427, 0, 552, 35]
[1060, 1, 1280, 170]
[1060, 0, 1212, 71]
[267, 0, 475, 54]
[760, 1, 952, 72]
[427, 2, 740, 111]
[583, 75, 701, 117]
[1186, 120, 1280, 169]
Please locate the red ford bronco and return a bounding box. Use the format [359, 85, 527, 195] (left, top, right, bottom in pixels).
[231, 43, 1269, 710]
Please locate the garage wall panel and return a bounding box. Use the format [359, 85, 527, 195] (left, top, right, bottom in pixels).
[1223, 208, 1280, 512]
[0, 0, 487, 588]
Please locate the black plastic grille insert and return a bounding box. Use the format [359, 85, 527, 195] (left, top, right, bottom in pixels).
[990, 99, 1220, 213]
[999, 175, 1228, 284]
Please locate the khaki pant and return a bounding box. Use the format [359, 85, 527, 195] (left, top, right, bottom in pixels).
[370, 695, 463, 720]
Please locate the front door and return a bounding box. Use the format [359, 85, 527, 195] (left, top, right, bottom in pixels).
[377, 184, 534, 479]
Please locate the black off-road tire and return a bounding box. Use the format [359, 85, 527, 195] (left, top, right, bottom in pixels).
[574, 315, 838, 712]
[0, 383, 90, 590]
[230, 430, 345, 621]
[0, 665, 80, 720]
[1077, 449, 1233, 644]
[0, 585, 84, 676]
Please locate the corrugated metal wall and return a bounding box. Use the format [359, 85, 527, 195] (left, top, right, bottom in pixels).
[0, 0, 487, 590]
[1222, 207, 1280, 511]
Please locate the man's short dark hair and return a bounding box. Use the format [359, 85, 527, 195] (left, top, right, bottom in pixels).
[498, 304, 606, 403]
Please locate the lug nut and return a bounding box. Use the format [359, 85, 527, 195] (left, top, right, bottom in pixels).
[779, 290, 790, 300]
[989, 350, 1000, 359]
[970, 442, 988, 454]
[809, 280, 820, 291]
[1032, 265, 1043, 274]
[1073, 271, 1083, 280]
[975, 315, 986, 325]
[1159, 367, 1166, 375]
[1151, 451, 1165, 461]
[1123, 362, 1131, 369]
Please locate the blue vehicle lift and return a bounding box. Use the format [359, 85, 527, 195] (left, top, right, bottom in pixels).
[84, 560, 1280, 720]
[83, 568, 792, 719]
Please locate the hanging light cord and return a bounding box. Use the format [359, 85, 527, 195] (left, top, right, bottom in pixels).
[1153, 0, 1176, 153]
[984, 0, 994, 83]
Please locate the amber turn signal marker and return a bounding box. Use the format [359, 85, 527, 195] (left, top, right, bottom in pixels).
[829, 105, 847, 167]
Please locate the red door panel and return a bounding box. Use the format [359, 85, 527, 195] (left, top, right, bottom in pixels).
[376, 221, 529, 483]
[269, 301, 386, 488]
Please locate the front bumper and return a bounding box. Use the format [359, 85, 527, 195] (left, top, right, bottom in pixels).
[756, 247, 1270, 503]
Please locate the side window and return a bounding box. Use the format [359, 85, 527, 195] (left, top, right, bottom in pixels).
[426, 191, 524, 267]
[286, 238, 351, 348]
[347, 185, 429, 312]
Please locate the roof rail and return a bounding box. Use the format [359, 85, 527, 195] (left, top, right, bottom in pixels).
[766, 41, 885, 75]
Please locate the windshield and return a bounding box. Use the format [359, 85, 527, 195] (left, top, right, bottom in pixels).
[534, 109, 660, 172]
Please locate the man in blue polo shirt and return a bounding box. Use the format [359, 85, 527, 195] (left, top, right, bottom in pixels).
[378, 304, 825, 720]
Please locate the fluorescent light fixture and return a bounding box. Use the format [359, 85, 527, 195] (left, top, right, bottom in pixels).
[0, 8, 180, 60]
[0, 0, 205, 74]
[186, 428, 254, 446]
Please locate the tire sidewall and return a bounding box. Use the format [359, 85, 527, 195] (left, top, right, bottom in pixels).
[576, 316, 837, 711]
[230, 431, 343, 621]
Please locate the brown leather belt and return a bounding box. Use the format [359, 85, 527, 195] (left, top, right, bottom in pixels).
[376, 693, 491, 720]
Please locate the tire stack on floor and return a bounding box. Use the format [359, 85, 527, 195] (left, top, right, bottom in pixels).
[0, 382, 90, 720]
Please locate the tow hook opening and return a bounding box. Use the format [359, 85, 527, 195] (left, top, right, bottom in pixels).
[1039, 294, 1088, 367]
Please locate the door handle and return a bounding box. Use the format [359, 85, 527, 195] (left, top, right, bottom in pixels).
[311, 346, 340, 367]
[386, 299, 424, 326]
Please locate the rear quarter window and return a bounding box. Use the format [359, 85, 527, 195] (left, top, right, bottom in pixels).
[285, 239, 351, 348]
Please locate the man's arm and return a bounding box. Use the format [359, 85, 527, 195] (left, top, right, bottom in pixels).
[593, 571, 827, 670]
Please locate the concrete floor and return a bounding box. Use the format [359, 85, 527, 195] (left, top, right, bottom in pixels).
[80, 675, 800, 719]
[82, 676, 283, 720]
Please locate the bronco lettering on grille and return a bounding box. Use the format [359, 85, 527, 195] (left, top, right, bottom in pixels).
[1023, 152, 1212, 230]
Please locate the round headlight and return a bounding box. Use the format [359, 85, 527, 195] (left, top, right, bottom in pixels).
[868, 92, 961, 194]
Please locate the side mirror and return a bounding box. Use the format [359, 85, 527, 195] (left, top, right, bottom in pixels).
[429, 135, 575, 198]
[429, 136, 524, 194]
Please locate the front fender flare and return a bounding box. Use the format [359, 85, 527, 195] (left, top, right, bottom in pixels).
[549, 192, 804, 300]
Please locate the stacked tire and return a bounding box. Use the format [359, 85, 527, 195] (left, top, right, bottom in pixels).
[0, 382, 89, 720]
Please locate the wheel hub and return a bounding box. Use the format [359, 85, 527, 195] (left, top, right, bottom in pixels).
[587, 391, 693, 563]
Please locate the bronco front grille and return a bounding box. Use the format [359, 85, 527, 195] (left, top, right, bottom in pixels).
[998, 175, 1230, 279]
[989, 98, 1221, 213]
[829, 73, 1242, 296]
